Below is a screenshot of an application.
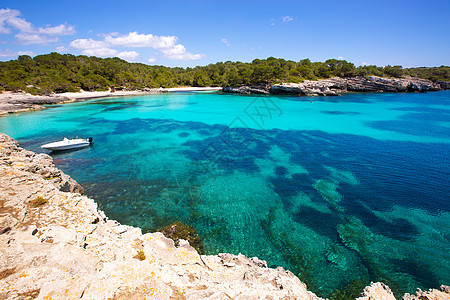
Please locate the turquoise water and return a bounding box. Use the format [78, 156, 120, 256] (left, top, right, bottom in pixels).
[1, 91, 449, 298]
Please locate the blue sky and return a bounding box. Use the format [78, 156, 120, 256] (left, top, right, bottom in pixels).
[0, 0, 449, 67]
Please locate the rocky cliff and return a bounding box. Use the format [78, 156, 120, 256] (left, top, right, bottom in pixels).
[0, 133, 449, 299]
[223, 76, 448, 96]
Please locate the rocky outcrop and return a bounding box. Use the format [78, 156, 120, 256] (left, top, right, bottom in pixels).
[223, 84, 270, 94]
[1, 133, 449, 299]
[0, 90, 161, 115]
[158, 221, 205, 255]
[0, 134, 83, 194]
[403, 285, 450, 300]
[356, 282, 396, 300]
[437, 80, 450, 89]
[224, 76, 448, 96]
[0, 133, 322, 299]
[355, 282, 450, 300]
[0, 93, 67, 114]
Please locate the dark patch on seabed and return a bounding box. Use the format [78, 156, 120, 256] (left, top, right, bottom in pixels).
[292, 206, 342, 241]
[390, 258, 441, 289]
[342, 200, 419, 241]
[101, 105, 135, 112]
[321, 110, 362, 115]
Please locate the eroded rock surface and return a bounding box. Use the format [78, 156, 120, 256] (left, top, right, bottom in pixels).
[224, 76, 448, 96]
[223, 84, 271, 94]
[356, 282, 450, 300]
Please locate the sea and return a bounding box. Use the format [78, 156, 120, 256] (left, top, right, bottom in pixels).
[1, 90, 449, 298]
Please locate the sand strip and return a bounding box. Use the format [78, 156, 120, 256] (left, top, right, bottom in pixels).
[0, 87, 222, 115]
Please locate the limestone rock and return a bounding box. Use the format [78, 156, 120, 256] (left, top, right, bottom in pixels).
[0, 133, 83, 194]
[355, 282, 396, 300]
[224, 76, 447, 96]
[437, 80, 450, 89]
[403, 285, 450, 300]
[158, 220, 205, 254]
[223, 84, 270, 94]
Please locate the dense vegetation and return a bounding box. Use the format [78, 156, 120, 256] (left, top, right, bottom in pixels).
[0, 52, 449, 95]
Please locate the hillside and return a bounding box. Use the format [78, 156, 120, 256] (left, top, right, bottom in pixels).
[1, 53, 449, 95]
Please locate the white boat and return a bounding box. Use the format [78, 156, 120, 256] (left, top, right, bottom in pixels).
[41, 137, 93, 151]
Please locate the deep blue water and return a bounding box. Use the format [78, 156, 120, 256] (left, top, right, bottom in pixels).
[1, 91, 449, 298]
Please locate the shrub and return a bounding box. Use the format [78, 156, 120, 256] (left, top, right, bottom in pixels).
[31, 196, 47, 207]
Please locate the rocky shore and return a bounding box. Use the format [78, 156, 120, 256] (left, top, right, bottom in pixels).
[0, 87, 221, 115]
[223, 76, 449, 96]
[0, 133, 449, 299]
[0, 90, 161, 115]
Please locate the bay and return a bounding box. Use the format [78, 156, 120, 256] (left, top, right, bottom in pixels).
[1, 90, 449, 298]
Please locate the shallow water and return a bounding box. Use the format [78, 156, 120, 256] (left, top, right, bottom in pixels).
[1, 91, 449, 298]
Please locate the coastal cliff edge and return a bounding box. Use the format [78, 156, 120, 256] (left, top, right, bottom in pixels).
[223, 76, 450, 96]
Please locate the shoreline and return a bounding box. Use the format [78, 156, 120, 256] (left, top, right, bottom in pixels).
[0, 87, 222, 116]
[2, 75, 449, 115]
[223, 76, 450, 96]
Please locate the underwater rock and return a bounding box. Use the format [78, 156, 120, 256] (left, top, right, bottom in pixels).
[313, 179, 344, 212]
[337, 217, 374, 254]
[158, 220, 205, 255]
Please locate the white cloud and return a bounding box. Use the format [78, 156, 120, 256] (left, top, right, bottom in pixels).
[117, 51, 139, 60]
[15, 32, 58, 44]
[270, 18, 275, 26]
[338, 56, 345, 60]
[148, 56, 156, 63]
[159, 44, 204, 60]
[69, 31, 204, 61]
[0, 49, 15, 57]
[5, 14, 33, 32]
[0, 49, 35, 58]
[362, 62, 369, 66]
[70, 38, 109, 50]
[0, 9, 20, 34]
[281, 16, 294, 23]
[55, 46, 69, 53]
[38, 24, 75, 36]
[82, 48, 118, 57]
[17, 50, 35, 56]
[105, 31, 177, 49]
[0, 8, 75, 44]
[221, 38, 230, 47]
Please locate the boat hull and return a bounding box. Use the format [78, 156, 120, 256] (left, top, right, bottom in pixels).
[41, 143, 90, 151]
[41, 138, 91, 151]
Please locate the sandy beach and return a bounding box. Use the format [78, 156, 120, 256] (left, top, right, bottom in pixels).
[0, 87, 222, 115]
